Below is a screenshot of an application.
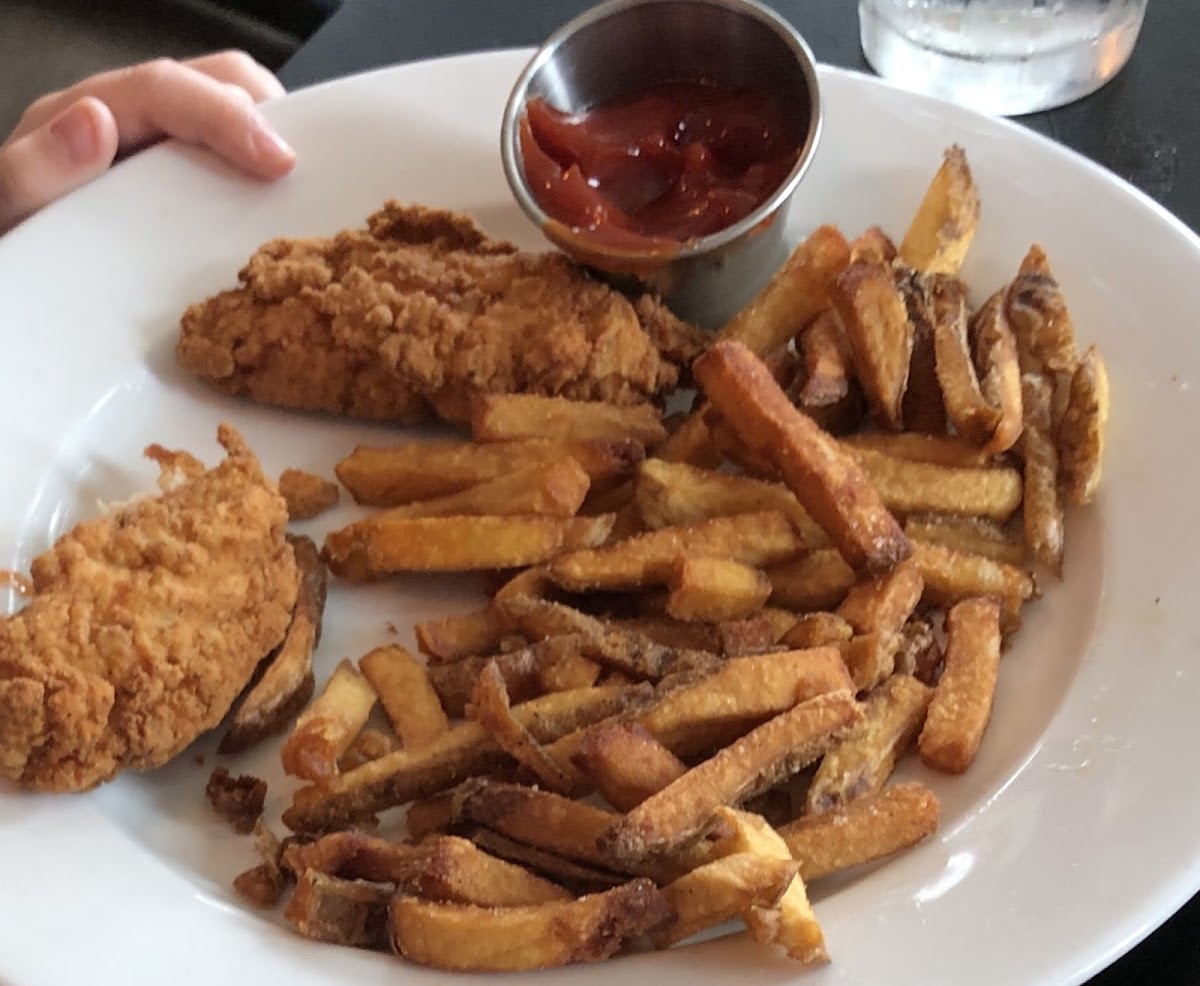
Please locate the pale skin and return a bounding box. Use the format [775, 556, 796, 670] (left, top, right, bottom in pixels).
[0, 51, 296, 234]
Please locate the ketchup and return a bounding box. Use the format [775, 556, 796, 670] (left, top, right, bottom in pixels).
[519, 81, 803, 252]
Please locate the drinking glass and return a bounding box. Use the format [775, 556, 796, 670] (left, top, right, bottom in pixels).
[858, 0, 1149, 116]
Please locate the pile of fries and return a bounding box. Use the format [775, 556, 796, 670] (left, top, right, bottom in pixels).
[226, 146, 1109, 973]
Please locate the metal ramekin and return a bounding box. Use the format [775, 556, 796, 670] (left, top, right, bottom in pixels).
[500, 0, 823, 327]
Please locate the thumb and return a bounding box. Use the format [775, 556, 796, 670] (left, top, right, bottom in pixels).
[0, 96, 119, 233]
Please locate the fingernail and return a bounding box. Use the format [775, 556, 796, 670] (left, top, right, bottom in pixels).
[250, 114, 295, 167]
[50, 102, 99, 165]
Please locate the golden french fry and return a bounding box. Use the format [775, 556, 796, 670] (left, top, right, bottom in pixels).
[781, 612, 854, 649]
[1059, 345, 1110, 506]
[850, 226, 898, 265]
[703, 408, 781, 479]
[794, 309, 853, 407]
[283, 829, 427, 882]
[899, 144, 980, 275]
[831, 259, 914, 430]
[601, 691, 861, 863]
[285, 870, 391, 950]
[323, 513, 615, 581]
[572, 721, 687, 811]
[371, 459, 591, 520]
[836, 558, 924, 635]
[717, 608, 798, 656]
[839, 632, 902, 693]
[278, 468, 340, 521]
[848, 446, 1022, 520]
[612, 615, 723, 653]
[635, 458, 827, 547]
[765, 549, 856, 611]
[221, 534, 326, 754]
[1020, 374, 1065, 576]
[359, 645, 449, 750]
[904, 514, 1026, 566]
[336, 438, 643, 506]
[919, 598, 1002, 773]
[652, 852, 800, 949]
[547, 510, 803, 592]
[911, 540, 1037, 611]
[281, 659, 377, 782]
[471, 393, 667, 445]
[806, 675, 932, 814]
[708, 808, 828, 964]
[393, 834, 571, 906]
[779, 782, 940, 881]
[929, 274, 1002, 446]
[468, 661, 581, 795]
[390, 880, 670, 972]
[693, 341, 911, 574]
[1005, 244, 1078, 375]
[406, 792, 455, 840]
[841, 431, 989, 468]
[339, 728, 400, 771]
[653, 410, 724, 469]
[469, 830, 628, 893]
[717, 224, 852, 356]
[666, 557, 772, 623]
[970, 291, 1024, 454]
[282, 685, 649, 832]
[414, 606, 510, 662]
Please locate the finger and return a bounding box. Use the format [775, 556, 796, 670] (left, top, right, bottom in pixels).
[184, 50, 286, 102]
[0, 96, 120, 233]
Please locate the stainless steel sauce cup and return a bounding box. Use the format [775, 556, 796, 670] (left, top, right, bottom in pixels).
[501, 0, 823, 327]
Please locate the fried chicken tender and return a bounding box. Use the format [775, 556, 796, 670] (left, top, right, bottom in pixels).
[176, 203, 706, 424]
[0, 425, 298, 792]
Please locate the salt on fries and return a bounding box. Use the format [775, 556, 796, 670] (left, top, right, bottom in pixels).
[219, 146, 1108, 975]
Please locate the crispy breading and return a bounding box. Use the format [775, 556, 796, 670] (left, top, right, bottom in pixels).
[0, 425, 298, 792]
[177, 202, 693, 424]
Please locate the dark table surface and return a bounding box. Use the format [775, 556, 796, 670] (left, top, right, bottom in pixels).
[279, 2, 1199, 983]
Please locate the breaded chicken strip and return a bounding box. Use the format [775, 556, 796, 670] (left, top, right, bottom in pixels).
[177, 203, 706, 424]
[0, 425, 298, 792]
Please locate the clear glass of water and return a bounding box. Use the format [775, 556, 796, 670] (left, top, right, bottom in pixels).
[859, 0, 1149, 116]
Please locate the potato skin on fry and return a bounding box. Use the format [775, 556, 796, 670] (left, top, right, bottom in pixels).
[694, 341, 910, 575]
[899, 144, 980, 275]
[389, 879, 671, 971]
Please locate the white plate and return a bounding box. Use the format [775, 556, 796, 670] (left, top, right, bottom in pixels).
[0, 48, 1197, 986]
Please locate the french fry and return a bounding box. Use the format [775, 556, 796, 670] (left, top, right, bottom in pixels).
[283, 829, 428, 883]
[233, 820, 290, 909]
[652, 852, 800, 949]
[339, 728, 400, 771]
[929, 274, 1002, 446]
[336, 438, 643, 506]
[359, 645, 450, 750]
[573, 721, 687, 811]
[601, 691, 861, 863]
[653, 410, 724, 469]
[904, 514, 1026, 566]
[899, 144, 980, 275]
[717, 608, 798, 656]
[911, 540, 1037, 612]
[836, 558, 924, 635]
[635, 458, 827, 547]
[779, 782, 940, 881]
[1020, 374, 1065, 576]
[414, 607, 510, 662]
[220, 534, 326, 754]
[970, 291, 1024, 454]
[765, 549, 856, 611]
[1005, 244, 1078, 375]
[285, 870, 392, 950]
[392, 834, 571, 906]
[841, 431, 989, 468]
[469, 830, 628, 893]
[281, 659, 377, 782]
[849, 442, 1023, 521]
[919, 598, 1002, 773]
[693, 341, 911, 574]
[839, 632, 902, 693]
[806, 674, 932, 814]
[850, 225, 898, 265]
[471, 393, 667, 446]
[793, 309, 852, 407]
[717, 224, 852, 356]
[547, 510, 803, 592]
[896, 268, 948, 434]
[831, 259, 914, 430]
[1059, 345, 1110, 506]
[282, 685, 650, 832]
[781, 612, 854, 649]
[324, 513, 615, 581]
[708, 808, 828, 964]
[369, 459, 590, 520]
[390, 880, 671, 972]
[666, 557, 772, 622]
[703, 409, 782, 479]
[894, 618, 943, 683]
[612, 615, 723, 653]
[468, 661, 581, 794]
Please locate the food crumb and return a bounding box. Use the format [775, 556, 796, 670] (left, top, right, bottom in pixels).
[193, 754, 206, 767]
[279, 469, 340, 521]
[206, 766, 267, 834]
